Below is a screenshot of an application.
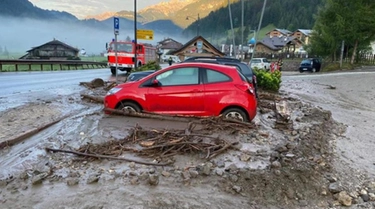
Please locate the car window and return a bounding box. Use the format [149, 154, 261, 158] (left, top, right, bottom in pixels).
[206, 69, 231, 83]
[156, 67, 199, 86]
[251, 59, 260, 63]
[263, 58, 269, 63]
[301, 59, 312, 64]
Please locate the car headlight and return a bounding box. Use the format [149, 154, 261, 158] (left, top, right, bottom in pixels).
[107, 87, 122, 95]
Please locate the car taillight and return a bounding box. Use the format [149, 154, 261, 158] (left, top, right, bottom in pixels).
[235, 84, 254, 95]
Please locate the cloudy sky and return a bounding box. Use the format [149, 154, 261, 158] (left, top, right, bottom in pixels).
[29, 0, 169, 19]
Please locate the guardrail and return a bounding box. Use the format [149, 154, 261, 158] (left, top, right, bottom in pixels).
[0, 59, 108, 72]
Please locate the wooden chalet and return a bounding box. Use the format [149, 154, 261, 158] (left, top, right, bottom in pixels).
[172, 36, 224, 61]
[20, 39, 79, 60]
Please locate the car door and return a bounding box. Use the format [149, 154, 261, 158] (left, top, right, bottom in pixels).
[145, 67, 205, 115]
[202, 68, 234, 115]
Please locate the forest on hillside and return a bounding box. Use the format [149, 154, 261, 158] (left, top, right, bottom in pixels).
[184, 0, 323, 44]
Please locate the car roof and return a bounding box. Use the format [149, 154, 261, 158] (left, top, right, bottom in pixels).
[183, 56, 241, 63]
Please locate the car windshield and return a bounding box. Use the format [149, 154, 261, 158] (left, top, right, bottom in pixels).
[110, 43, 133, 52]
[301, 59, 312, 64]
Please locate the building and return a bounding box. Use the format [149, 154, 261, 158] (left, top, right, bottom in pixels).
[20, 39, 79, 60]
[156, 38, 183, 56]
[266, 28, 292, 38]
[255, 36, 303, 54]
[291, 29, 313, 45]
[172, 36, 225, 61]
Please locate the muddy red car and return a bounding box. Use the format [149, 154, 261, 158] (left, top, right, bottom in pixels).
[104, 62, 257, 121]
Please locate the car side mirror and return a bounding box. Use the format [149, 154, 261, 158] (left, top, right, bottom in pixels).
[152, 79, 160, 86]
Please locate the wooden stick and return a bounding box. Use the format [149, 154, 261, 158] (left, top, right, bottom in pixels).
[81, 94, 104, 103]
[45, 147, 171, 166]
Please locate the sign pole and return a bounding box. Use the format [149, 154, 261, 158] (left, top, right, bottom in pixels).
[114, 17, 120, 84]
[134, 0, 137, 71]
[115, 33, 118, 84]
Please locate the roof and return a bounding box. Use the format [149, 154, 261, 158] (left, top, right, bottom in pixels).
[295, 29, 313, 36]
[173, 36, 225, 56]
[157, 38, 183, 49]
[259, 36, 297, 48]
[27, 39, 79, 53]
[266, 28, 292, 36]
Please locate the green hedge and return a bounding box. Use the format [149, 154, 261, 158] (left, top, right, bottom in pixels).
[253, 68, 282, 92]
[137, 61, 161, 71]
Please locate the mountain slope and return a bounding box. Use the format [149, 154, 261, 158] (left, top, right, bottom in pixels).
[0, 0, 77, 21]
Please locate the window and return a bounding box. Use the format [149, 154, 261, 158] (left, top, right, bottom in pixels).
[206, 69, 231, 83]
[156, 67, 199, 86]
[110, 43, 133, 52]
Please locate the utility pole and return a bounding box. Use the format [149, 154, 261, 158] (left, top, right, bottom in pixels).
[250, 0, 267, 63]
[241, 0, 244, 60]
[228, 0, 236, 57]
[340, 40, 345, 68]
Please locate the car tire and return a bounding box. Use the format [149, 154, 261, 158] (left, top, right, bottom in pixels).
[312, 68, 316, 73]
[110, 67, 116, 75]
[222, 108, 248, 122]
[299, 70, 304, 73]
[117, 101, 141, 113]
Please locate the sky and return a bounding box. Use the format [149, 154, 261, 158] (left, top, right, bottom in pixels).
[28, 0, 170, 19]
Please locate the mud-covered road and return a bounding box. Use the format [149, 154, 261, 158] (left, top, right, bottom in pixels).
[1, 68, 375, 209]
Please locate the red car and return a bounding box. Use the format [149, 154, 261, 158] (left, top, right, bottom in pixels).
[104, 62, 257, 121]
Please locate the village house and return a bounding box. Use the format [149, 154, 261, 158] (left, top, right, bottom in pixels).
[20, 39, 79, 60]
[156, 38, 183, 56]
[172, 36, 225, 61]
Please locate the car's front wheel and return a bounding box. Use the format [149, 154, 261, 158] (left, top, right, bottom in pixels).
[117, 101, 141, 113]
[222, 108, 248, 122]
[312, 68, 317, 73]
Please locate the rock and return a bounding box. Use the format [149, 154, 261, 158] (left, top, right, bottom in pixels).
[31, 173, 48, 185]
[216, 170, 224, 176]
[271, 161, 281, 169]
[225, 164, 238, 174]
[369, 193, 375, 201]
[66, 178, 79, 186]
[86, 174, 100, 184]
[360, 189, 368, 195]
[198, 163, 213, 176]
[181, 171, 191, 180]
[275, 144, 288, 153]
[240, 154, 251, 162]
[130, 177, 139, 185]
[328, 182, 342, 194]
[360, 194, 370, 202]
[139, 172, 149, 181]
[232, 185, 242, 193]
[286, 142, 296, 150]
[161, 171, 171, 178]
[285, 153, 295, 158]
[337, 191, 352, 206]
[0, 180, 7, 187]
[274, 170, 281, 176]
[229, 174, 239, 182]
[129, 162, 136, 169]
[148, 174, 159, 186]
[18, 172, 29, 180]
[189, 170, 199, 178]
[216, 160, 225, 168]
[291, 130, 298, 136]
[148, 168, 155, 174]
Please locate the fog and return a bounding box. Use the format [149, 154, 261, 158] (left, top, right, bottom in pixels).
[0, 16, 186, 56]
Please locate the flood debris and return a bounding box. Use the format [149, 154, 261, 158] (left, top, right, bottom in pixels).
[80, 94, 104, 104]
[79, 78, 105, 89]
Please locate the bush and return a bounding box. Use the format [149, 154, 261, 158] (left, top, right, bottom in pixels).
[137, 61, 161, 71]
[253, 68, 282, 92]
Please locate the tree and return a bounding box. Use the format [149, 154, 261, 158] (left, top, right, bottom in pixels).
[309, 0, 375, 63]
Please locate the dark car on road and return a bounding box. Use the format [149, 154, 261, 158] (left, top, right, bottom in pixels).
[299, 58, 322, 73]
[183, 56, 258, 98]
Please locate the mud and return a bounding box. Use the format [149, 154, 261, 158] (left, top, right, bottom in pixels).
[1, 70, 375, 209]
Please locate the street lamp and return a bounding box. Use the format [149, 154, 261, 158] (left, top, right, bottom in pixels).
[186, 13, 200, 36]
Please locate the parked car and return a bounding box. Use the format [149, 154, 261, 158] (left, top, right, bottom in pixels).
[183, 56, 258, 98]
[126, 70, 156, 82]
[249, 58, 271, 70]
[299, 58, 321, 73]
[104, 62, 257, 122]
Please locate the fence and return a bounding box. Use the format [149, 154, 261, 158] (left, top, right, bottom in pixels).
[0, 59, 107, 72]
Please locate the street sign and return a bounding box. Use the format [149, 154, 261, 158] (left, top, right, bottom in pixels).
[137, 29, 154, 40]
[114, 17, 119, 35]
